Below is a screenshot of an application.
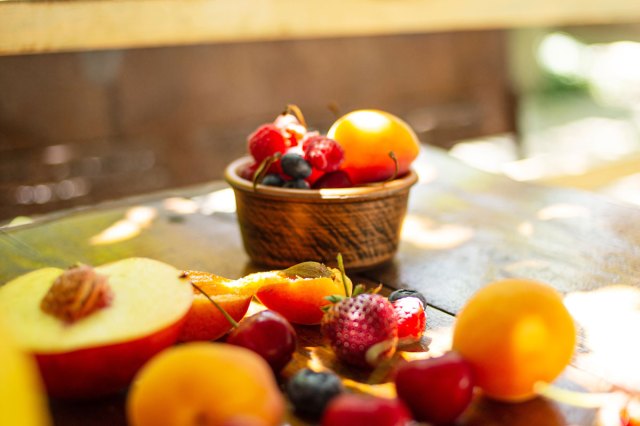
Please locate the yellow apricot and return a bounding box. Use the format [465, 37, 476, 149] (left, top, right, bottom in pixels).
[127, 342, 285, 426]
[452, 279, 576, 402]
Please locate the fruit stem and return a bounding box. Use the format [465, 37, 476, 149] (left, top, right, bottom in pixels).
[253, 152, 282, 190]
[327, 102, 341, 119]
[384, 151, 399, 183]
[534, 381, 624, 408]
[337, 253, 350, 297]
[286, 104, 307, 128]
[190, 281, 239, 329]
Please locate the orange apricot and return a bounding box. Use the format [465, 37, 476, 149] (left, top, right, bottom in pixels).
[179, 271, 254, 342]
[327, 109, 420, 184]
[127, 342, 285, 426]
[452, 279, 576, 402]
[252, 267, 352, 325]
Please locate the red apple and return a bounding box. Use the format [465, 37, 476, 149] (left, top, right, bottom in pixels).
[0, 258, 193, 398]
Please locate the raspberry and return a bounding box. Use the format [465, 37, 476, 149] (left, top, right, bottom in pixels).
[392, 297, 426, 345]
[321, 293, 398, 368]
[303, 135, 345, 172]
[248, 124, 288, 163]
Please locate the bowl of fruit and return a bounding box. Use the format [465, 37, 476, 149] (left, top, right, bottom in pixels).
[225, 106, 420, 270]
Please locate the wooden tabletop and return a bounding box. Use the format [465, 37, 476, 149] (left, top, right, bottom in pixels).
[2, 146, 639, 425]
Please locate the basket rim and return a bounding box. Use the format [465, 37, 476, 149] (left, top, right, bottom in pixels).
[225, 156, 418, 201]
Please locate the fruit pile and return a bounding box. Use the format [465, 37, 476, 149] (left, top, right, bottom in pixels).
[240, 106, 421, 189]
[0, 256, 582, 426]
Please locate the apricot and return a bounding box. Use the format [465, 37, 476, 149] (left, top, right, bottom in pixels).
[179, 271, 254, 342]
[252, 267, 352, 325]
[327, 109, 420, 184]
[452, 279, 576, 402]
[0, 319, 51, 426]
[127, 342, 285, 426]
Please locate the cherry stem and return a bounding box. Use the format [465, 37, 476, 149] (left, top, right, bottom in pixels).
[286, 104, 307, 128]
[337, 253, 350, 297]
[327, 102, 341, 120]
[190, 281, 239, 329]
[253, 152, 282, 191]
[534, 381, 624, 408]
[384, 151, 399, 183]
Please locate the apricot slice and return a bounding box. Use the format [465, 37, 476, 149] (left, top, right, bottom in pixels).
[178, 271, 254, 342]
[0, 258, 193, 398]
[127, 342, 285, 426]
[251, 266, 352, 325]
[327, 109, 420, 184]
[0, 319, 51, 426]
[452, 279, 576, 402]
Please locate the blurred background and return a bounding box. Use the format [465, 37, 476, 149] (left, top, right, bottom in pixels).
[1, 1, 639, 222]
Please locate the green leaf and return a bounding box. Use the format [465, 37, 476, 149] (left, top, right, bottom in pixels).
[351, 284, 367, 297]
[324, 294, 345, 304]
[282, 261, 332, 279]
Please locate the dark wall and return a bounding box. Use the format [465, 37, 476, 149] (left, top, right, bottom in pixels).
[0, 30, 514, 221]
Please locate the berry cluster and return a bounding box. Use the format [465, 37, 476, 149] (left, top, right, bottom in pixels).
[287, 287, 475, 425]
[243, 106, 352, 189]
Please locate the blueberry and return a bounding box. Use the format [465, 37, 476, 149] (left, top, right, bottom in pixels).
[286, 368, 344, 420]
[388, 289, 427, 307]
[261, 173, 285, 186]
[281, 153, 312, 179]
[283, 179, 310, 189]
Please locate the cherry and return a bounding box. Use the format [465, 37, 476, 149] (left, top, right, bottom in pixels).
[394, 351, 474, 424]
[321, 394, 412, 426]
[311, 170, 353, 189]
[226, 310, 296, 373]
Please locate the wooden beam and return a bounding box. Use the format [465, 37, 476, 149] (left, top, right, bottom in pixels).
[2, 0, 640, 56]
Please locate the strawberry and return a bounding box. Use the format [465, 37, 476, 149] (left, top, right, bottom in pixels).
[392, 297, 426, 345]
[321, 394, 412, 426]
[321, 293, 398, 368]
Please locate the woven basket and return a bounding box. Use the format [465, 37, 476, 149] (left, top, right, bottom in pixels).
[225, 157, 418, 271]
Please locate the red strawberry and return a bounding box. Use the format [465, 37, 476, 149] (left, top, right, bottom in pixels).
[392, 297, 426, 345]
[321, 293, 398, 368]
[247, 124, 288, 164]
[321, 394, 412, 426]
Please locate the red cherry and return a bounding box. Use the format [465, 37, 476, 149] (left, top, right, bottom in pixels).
[321, 394, 412, 426]
[311, 170, 353, 189]
[226, 310, 296, 373]
[394, 352, 474, 424]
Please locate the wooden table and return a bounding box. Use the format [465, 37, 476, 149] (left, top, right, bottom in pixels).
[2, 146, 639, 425]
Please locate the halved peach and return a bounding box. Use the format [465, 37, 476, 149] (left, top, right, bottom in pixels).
[251, 266, 352, 325]
[0, 258, 193, 398]
[178, 271, 254, 342]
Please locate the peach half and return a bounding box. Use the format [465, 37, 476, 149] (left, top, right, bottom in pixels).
[178, 271, 254, 342]
[251, 265, 353, 325]
[0, 258, 193, 398]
